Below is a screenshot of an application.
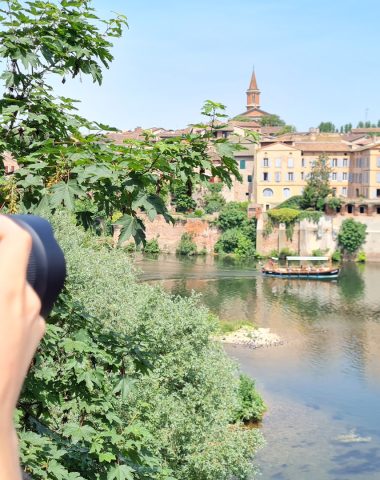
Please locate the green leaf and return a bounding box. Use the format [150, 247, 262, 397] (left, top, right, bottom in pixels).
[50, 180, 86, 210]
[107, 464, 135, 480]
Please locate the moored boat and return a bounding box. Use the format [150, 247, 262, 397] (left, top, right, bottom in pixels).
[262, 256, 340, 280]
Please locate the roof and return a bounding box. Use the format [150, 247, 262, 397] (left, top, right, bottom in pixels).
[260, 126, 284, 135]
[294, 142, 351, 152]
[352, 128, 380, 134]
[247, 67, 259, 91]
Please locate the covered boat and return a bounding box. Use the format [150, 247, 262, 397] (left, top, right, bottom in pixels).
[262, 256, 340, 279]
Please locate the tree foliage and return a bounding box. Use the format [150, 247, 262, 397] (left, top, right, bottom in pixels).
[300, 154, 332, 210]
[18, 212, 263, 479]
[318, 122, 336, 133]
[0, 1, 243, 244]
[259, 114, 285, 127]
[338, 218, 367, 254]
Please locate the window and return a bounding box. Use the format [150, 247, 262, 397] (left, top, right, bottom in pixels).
[342, 187, 347, 196]
[359, 205, 365, 214]
[263, 172, 269, 181]
[343, 158, 348, 167]
[240, 159, 246, 169]
[332, 172, 337, 181]
[301, 158, 305, 167]
[343, 172, 347, 181]
[288, 172, 294, 181]
[247, 175, 253, 183]
[376, 173, 380, 183]
[377, 189, 380, 198]
[377, 157, 380, 168]
[263, 157, 269, 167]
[301, 172, 304, 180]
[332, 188, 337, 196]
[263, 188, 274, 197]
[275, 158, 282, 168]
[377, 206, 380, 214]
[332, 158, 338, 167]
[287, 157, 294, 168]
[283, 188, 290, 198]
[275, 172, 281, 182]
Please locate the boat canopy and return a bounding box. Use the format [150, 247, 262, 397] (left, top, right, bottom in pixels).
[286, 256, 329, 261]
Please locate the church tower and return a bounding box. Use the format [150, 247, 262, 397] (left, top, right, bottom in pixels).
[246, 67, 261, 110]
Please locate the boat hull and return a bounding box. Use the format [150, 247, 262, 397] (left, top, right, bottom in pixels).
[262, 269, 340, 280]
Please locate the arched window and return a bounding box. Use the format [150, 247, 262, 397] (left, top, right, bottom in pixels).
[283, 188, 290, 198]
[263, 188, 274, 197]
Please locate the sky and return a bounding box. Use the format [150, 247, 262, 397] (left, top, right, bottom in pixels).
[50, 0, 380, 132]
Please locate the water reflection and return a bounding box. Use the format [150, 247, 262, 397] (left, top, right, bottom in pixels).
[137, 255, 380, 479]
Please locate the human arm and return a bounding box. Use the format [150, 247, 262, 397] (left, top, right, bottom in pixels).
[0, 216, 45, 479]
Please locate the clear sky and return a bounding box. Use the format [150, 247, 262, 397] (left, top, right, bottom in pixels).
[53, 0, 380, 132]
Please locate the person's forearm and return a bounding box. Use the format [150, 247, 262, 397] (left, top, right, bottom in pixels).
[0, 426, 22, 480]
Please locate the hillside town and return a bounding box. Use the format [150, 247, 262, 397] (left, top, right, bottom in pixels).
[105, 69, 380, 215]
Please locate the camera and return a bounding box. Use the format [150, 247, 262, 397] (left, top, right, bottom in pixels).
[10, 215, 66, 318]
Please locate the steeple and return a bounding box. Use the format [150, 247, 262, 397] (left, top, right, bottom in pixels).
[246, 66, 260, 110]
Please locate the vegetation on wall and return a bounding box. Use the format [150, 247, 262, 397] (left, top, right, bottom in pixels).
[203, 183, 226, 214]
[338, 218, 367, 254]
[176, 232, 198, 256]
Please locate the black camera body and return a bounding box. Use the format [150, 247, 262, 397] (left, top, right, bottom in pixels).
[11, 215, 66, 317]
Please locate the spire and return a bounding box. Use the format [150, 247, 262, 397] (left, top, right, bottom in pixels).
[248, 66, 259, 91]
[246, 66, 261, 110]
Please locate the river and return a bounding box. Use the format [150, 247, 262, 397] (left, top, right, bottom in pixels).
[136, 254, 380, 480]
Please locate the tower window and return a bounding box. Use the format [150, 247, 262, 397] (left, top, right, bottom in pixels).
[240, 159, 246, 169]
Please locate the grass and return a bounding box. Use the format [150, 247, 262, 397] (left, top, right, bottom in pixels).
[218, 320, 257, 334]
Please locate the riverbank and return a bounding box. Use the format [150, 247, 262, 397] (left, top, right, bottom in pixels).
[217, 326, 283, 349]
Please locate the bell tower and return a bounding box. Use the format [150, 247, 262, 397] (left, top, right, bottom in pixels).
[246, 67, 261, 110]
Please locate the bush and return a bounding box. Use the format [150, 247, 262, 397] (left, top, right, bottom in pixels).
[356, 250, 366, 263]
[278, 247, 297, 260]
[331, 250, 342, 263]
[172, 184, 196, 212]
[194, 209, 204, 217]
[217, 202, 248, 231]
[232, 374, 266, 423]
[338, 218, 367, 254]
[203, 192, 226, 214]
[267, 207, 300, 225]
[19, 212, 263, 480]
[215, 229, 257, 257]
[276, 195, 303, 210]
[143, 238, 160, 254]
[325, 196, 343, 210]
[312, 248, 327, 257]
[176, 232, 198, 256]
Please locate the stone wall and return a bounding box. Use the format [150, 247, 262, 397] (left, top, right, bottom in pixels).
[257, 213, 380, 261]
[144, 215, 220, 253]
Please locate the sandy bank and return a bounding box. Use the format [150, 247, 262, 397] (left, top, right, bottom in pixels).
[217, 327, 283, 349]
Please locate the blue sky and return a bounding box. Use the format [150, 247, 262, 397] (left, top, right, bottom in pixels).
[53, 0, 380, 132]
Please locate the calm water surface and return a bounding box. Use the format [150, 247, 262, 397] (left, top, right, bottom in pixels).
[136, 255, 380, 480]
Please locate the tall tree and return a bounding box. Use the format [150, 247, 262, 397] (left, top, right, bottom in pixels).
[0, 0, 246, 244]
[300, 154, 332, 210]
[259, 114, 286, 126]
[318, 121, 336, 133]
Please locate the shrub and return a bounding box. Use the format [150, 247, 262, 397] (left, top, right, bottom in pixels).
[338, 218, 367, 254]
[194, 209, 204, 217]
[217, 202, 248, 231]
[215, 229, 241, 253]
[276, 195, 303, 210]
[144, 238, 160, 254]
[177, 233, 197, 256]
[298, 210, 323, 224]
[267, 208, 300, 225]
[19, 212, 263, 480]
[331, 250, 342, 263]
[203, 192, 226, 214]
[172, 184, 196, 212]
[279, 247, 297, 260]
[312, 248, 327, 257]
[232, 374, 266, 423]
[356, 250, 366, 263]
[325, 196, 343, 210]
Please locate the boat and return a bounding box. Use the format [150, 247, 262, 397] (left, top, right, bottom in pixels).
[262, 256, 340, 279]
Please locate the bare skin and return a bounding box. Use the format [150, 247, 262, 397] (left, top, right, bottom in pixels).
[0, 216, 45, 480]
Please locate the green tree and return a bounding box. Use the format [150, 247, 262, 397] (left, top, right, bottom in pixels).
[338, 218, 367, 254]
[259, 114, 286, 126]
[357, 121, 364, 128]
[217, 202, 248, 231]
[318, 121, 336, 133]
[300, 154, 332, 210]
[0, 1, 243, 244]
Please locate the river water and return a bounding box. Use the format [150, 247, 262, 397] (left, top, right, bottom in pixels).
[136, 255, 380, 480]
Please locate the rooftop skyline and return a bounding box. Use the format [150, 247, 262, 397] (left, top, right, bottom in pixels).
[49, 0, 380, 131]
